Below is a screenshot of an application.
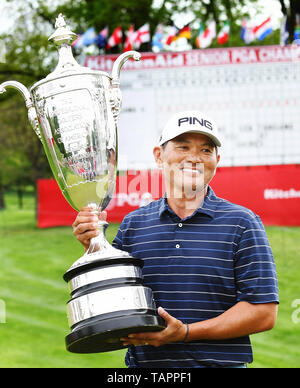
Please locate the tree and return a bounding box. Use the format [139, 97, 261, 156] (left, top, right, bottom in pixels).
[0, 95, 51, 208]
[279, 0, 300, 43]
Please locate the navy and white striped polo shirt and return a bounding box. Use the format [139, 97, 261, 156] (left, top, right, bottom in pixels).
[113, 186, 279, 368]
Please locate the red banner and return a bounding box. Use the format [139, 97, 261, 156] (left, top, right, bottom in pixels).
[85, 45, 300, 72]
[37, 164, 300, 228]
[211, 164, 300, 226]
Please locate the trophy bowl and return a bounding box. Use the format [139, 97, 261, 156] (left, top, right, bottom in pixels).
[0, 14, 165, 353]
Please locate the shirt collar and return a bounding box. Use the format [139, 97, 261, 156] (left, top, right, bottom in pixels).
[159, 186, 219, 219]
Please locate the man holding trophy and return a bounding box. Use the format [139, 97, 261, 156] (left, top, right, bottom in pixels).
[0, 14, 278, 367]
[73, 111, 279, 368]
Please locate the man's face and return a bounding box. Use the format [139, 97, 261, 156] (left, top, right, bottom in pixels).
[154, 132, 220, 198]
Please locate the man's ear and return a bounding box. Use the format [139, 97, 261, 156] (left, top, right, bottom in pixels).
[153, 146, 163, 168]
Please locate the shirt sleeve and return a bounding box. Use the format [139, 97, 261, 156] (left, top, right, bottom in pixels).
[112, 215, 130, 251]
[112, 224, 123, 250]
[234, 214, 279, 304]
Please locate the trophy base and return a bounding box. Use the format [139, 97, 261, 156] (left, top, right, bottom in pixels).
[64, 253, 165, 354]
[65, 310, 165, 353]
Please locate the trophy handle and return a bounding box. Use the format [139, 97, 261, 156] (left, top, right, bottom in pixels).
[0, 80, 42, 142]
[110, 51, 141, 88]
[109, 51, 141, 123]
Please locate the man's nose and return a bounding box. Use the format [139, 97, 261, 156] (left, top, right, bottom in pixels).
[185, 149, 203, 164]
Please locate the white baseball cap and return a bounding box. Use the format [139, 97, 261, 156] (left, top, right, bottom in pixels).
[158, 110, 221, 147]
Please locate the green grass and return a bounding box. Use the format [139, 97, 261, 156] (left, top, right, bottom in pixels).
[0, 190, 299, 368]
[0, 191, 126, 368]
[249, 226, 300, 368]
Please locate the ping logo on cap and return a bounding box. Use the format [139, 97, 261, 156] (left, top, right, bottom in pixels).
[178, 117, 213, 131]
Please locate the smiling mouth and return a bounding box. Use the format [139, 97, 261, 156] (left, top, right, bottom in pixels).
[182, 168, 199, 174]
[181, 167, 203, 175]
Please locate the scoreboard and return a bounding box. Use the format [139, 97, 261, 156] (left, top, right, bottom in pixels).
[85, 45, 300, 170]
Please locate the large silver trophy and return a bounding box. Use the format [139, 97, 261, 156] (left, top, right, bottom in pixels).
[0, 15, 164, 353]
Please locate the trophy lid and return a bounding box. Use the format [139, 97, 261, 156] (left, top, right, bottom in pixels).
[48, 13, 77, 45]
[31, 14, 139, 92]
[39, 14, 98, 82]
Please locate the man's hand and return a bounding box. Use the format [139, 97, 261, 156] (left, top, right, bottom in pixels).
[72, 207, 107, 251]
[120, 307, 187, 347]
[120, 302, 278, 347]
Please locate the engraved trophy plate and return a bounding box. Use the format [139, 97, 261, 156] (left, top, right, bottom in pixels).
[0, 14, 165, 353]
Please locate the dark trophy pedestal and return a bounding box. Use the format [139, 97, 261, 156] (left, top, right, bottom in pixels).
[64, 256, 165, 353]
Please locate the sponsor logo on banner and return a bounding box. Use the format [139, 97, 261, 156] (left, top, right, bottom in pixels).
[107, 192, 153, 210]
[264, 188, 300, 200]
[85, 45, 299, 72]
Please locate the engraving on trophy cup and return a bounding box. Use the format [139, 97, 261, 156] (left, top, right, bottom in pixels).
[0, 14, 165, 353]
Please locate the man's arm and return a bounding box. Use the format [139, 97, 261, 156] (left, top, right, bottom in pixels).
[188, 301, 278, 341]
[121, 301, 278, 347]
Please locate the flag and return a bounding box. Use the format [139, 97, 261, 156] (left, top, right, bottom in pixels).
[195, 22, 204, 48]
[81, 27, 97, 46]
[295, 13, 300, 40]
[176, 25, 191, 40]
[294, 25, 300, 40]
[165, 26, 179, 45]
[152, 24, 164, 52]
[168, 24, 192, 52]
[72, 34, 84, 49]
[95, 27, 108, 49]
[280, 15, 289, 46]
[134, 23, 150, 49]
[253, 17, 273, 41]
[217, 21, 230, 45]
[106, 26, 122, 49]
[196, 21, 216, 49]
[240, 19, 255, 44]
[123, 24, 135, 52]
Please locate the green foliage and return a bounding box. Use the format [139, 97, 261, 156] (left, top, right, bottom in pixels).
[0, 94, 51, 211]
[0, 95, 51, 189]
[0, 0, 283, 56]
